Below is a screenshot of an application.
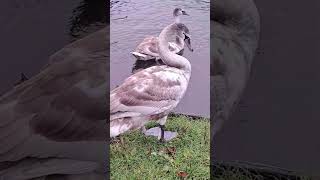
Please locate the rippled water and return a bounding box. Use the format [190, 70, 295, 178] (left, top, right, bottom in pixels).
[110, 0, 210, 117]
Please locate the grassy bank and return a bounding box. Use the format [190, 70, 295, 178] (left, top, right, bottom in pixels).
[110, 115, 210, 179]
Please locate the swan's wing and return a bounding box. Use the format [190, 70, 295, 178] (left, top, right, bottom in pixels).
[0, 27, 108, 178]
[131, 36, 159, 58]
[110, 66, 187, 120]
[132, 32, 185, 60]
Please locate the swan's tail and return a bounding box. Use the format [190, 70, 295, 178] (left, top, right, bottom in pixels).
[131, 51, 148, 59]
[110, 116, 147, 137]
[131, 51, 159, 61]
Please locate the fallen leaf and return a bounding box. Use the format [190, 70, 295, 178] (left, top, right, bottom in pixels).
[177, 171, 189, 179]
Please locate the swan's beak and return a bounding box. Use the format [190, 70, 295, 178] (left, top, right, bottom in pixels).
[182, 10, 189, 16]
[184, 36, 193, 52]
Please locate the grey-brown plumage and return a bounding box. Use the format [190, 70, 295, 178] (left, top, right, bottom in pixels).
[110, 65, 189, 138]
[131, 8, 192, 61]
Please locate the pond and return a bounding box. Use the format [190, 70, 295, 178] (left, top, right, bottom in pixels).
[110, 0, 210, 118]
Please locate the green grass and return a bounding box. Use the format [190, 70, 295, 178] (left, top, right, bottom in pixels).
[110, 115, 210, 179]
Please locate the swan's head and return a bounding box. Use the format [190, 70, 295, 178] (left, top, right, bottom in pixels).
[173, 8, 189, 17]
[176, 23, 193, 52]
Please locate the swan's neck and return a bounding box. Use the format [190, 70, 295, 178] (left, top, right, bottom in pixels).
[158, 26, 191, 73]
[174, 16, 180, 23]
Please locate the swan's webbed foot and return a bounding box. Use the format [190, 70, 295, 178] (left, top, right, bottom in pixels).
[144, 126, 178, 142]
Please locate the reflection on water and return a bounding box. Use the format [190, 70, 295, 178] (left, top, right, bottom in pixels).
[111, 0, 210, 117]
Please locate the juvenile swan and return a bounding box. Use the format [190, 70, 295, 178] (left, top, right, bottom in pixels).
[111, 23, 192, 142]
[131, 8, 193, 61]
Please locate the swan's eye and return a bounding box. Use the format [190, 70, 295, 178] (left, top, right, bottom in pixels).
[181, 10, 189, 15]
